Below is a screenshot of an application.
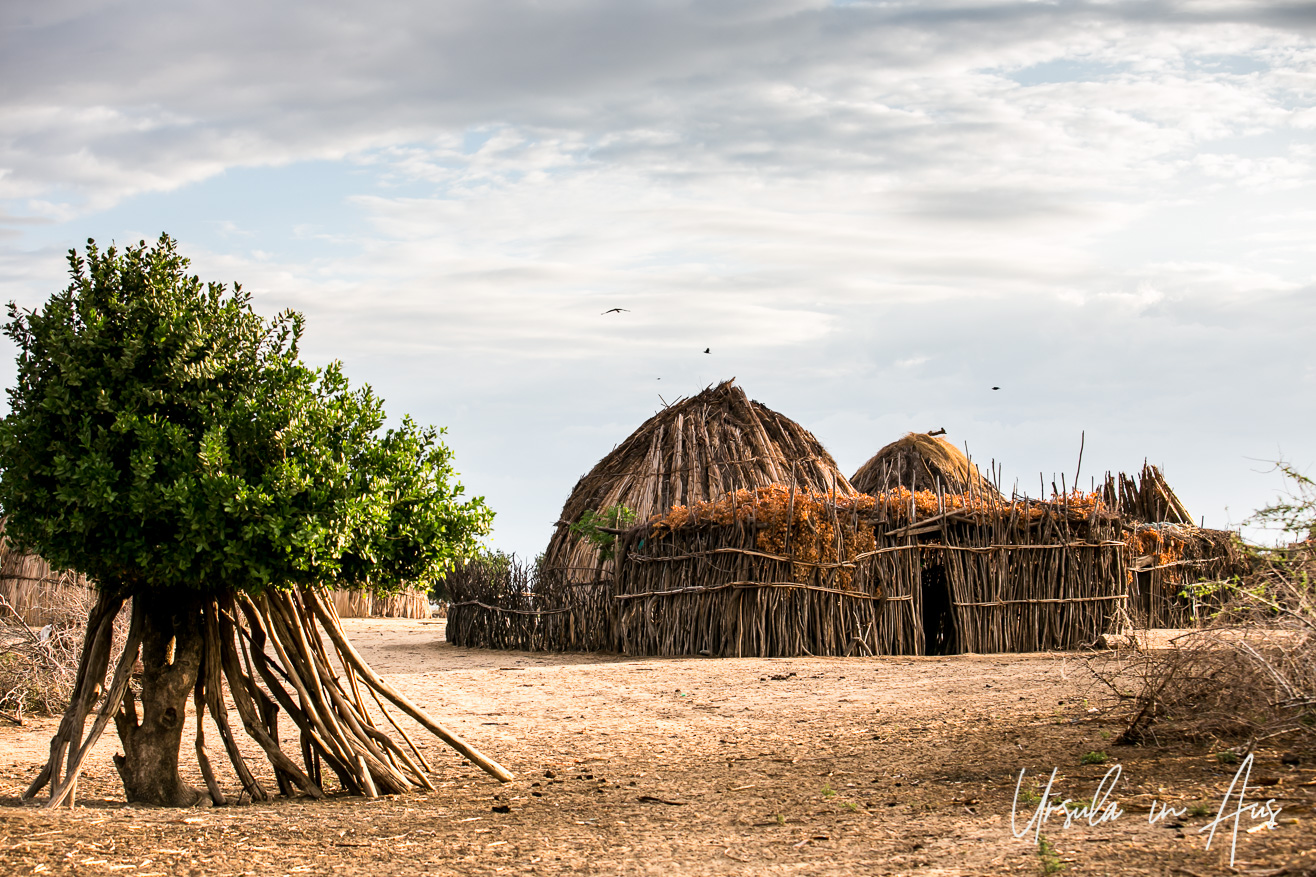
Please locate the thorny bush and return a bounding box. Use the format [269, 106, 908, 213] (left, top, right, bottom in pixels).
[1109, 541, 1315, 753]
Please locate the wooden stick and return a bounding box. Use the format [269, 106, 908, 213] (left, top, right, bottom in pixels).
[215, 606, 324, 799]
[45, 598, 144, 809]
[306, 588, 514, 783]
[193, 686, 227, 806]
[615, 581, 887, 601]
[24, 591, 124, 801]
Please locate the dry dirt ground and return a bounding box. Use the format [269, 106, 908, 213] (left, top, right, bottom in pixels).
[1, 618, 1312, 876]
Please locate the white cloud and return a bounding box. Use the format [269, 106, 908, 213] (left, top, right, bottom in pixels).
[1, 0, 1314, 551]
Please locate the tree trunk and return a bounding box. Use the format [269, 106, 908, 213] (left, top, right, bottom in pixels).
[113, 590, 205, 806]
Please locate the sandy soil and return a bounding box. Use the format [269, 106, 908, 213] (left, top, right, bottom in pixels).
[1, 618, 1312, 876]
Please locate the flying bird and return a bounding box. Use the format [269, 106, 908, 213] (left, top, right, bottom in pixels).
[927, 428, 946, 436]
[602, 308, 629, 314]
[703, 348, 710, 354]
[991, 386, 1000, 391]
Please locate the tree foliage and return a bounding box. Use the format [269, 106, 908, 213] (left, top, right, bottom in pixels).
[1248, 460, 1316, 543]
[4, 235, 508, 808]
[0, 234, 492, 597]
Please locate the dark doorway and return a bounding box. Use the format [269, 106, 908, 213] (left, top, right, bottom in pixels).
[921, 564, 959, 655]
[1135, 570, 1152, 624]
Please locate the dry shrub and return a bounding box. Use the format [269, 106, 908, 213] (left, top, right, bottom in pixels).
[1113, 543, 1315, 751]
[0, 586, 99, 721]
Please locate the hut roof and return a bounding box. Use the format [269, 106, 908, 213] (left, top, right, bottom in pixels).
[545, 379, 856, 578]
[850, 432, 1000, 498]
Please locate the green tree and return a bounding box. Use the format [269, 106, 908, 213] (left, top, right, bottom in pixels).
[1248, 460, 1316, 543]
[0, 235, 505, 807]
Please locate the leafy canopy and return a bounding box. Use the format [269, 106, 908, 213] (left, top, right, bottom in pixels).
[0, 234, 491, 596]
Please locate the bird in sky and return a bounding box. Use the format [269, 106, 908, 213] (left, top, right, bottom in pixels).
[602, 308, 629, 314]
[991, 386, 1000, 391]
[927, 428, 946, 436]
[703, 348, 710, 354]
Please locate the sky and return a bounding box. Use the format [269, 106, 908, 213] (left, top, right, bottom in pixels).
[2, 0, 1314, 554]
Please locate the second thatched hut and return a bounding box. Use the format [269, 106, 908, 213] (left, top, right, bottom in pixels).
[850, 432, 1001, 499]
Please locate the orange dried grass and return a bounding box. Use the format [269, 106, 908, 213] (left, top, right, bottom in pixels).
[1127, 527, 1186, 568]
[650, 485, 877, 587]
[869, 487, 1106, 524]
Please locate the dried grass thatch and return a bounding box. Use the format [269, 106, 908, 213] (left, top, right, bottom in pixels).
[850, 433, 1000, 499]
[544, 379, 857, 582]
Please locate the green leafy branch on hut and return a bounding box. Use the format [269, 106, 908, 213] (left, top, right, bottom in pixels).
[570, 505, 636, 560]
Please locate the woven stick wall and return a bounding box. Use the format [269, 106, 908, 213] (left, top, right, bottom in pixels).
[330, 588, 431, 619]
[447, 488, 1129, 656]
[622, 487, 1133, 656]
[612, 487, 911, 657]
[449, 488, 910, 657]
[453, 451, 1241, 656]
[446, 561, 619, 652]
[1103, 463, 1246, 626]
[868, 491, 1129, 653]
[0, 537, 93, 627]
[543, 380, 857, 584]
[1126, 523, 1247, 627]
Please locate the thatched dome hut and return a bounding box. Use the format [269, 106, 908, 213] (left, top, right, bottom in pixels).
[850, 432, 1000, 498]
[545, 379, 857, 581]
